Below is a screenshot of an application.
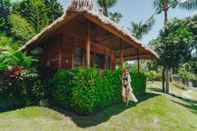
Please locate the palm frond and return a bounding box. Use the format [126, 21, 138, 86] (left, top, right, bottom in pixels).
[130, 15, 155, 40]
[97, 0, 117, 8]
[153, 0, 178, 14]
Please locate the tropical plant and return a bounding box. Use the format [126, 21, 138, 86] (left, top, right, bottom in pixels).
[0, 50, 35, 71]
[44, 0, 63, 23]
[9, 14, 36, 43]
[178, 63, 197, 80]
[109, 12, 122, 23]
[0, 33, 20, 50]
[97, 0, 117, 16]
[130, 15, 155, 40]
[153, 0, 179, 93]
[151, 25, 194, 93]
[153, 0, 178, 24]
[146, 70, 162, 81]
[13, 0, 49, 33]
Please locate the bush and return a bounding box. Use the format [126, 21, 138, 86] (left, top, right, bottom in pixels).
[49, 68, 146, 115]
[0, 50, 44, 111]
[146, 71, 162, 81]
[178, 64, 197, 81]
[0, 73, 44, 111]
[70, 68, 101, 114]
[131, 71, 147, 95]
[48, 69, 72, 108]
[70, 68, 122, 114]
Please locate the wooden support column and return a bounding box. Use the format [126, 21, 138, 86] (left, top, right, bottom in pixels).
[137, 49, 140, 73]
[86, 23, 91, 68]
[58, 37, 63, 68]
[120, 48, 124, 69]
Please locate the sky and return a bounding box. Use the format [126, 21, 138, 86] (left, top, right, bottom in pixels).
[60, 0, 196, 44]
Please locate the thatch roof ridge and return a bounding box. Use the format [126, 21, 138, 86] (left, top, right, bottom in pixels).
[67, 0, 95, 11]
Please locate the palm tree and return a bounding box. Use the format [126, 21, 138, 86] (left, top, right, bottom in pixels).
[130, 15, 155, 40]
[153, 0, 178, 25]
[109, 12, 122, 23]
[153, 0, 178, 93]
[179, 0, 197, 10]
[97, 0, 117, 16]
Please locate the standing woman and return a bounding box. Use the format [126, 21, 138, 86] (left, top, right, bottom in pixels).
[122, 68, 138, 105]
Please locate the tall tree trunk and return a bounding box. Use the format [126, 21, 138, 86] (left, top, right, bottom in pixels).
[162, 68, 165, 92]
[164, 0, 168, 25]
[164, 9, 168, 25]
[169, 68, 173, 82]
[165, 69, 170, 94]
[162, 0, 169, 93]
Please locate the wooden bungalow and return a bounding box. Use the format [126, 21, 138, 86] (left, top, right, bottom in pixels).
[20, 0, 158, 71]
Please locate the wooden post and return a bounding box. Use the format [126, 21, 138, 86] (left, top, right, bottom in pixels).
[120, 48, 124, 69]
[58, 37, 63, 68]
[137, 49, 140, 73]
[86, 23, 91, 68]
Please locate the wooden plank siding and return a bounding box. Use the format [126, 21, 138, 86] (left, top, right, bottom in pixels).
[41, 32, 117, 70]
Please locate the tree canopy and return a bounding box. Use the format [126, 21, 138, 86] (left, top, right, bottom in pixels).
[150, 15, 196, 70]
[0, 0, 11, 34]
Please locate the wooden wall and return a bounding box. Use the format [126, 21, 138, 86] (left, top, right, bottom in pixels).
[42, 32, 116, 70]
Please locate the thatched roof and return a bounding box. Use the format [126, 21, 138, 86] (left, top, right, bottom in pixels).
[20, 3, 159, 60]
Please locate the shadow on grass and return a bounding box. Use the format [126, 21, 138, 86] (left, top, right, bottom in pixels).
[170, 94, 197, 114]
[51, 92, 159, 128]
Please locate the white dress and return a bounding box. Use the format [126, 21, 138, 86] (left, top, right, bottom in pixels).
[122, 74, 138, 103]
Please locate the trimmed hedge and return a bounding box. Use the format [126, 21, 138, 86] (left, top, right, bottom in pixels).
[48, 69, 72, 108]
[70, 68, 122, 114]
[49, 68, 146, 115]
[131, 71, 147, 95]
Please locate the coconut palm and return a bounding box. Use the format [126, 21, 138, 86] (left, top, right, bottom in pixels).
[154, 0, 178, 24]
[153, 0, 179, 93]
[109, 12, 122, 23]
[97, 0, 117, 16]
[130, 15, 155, 40]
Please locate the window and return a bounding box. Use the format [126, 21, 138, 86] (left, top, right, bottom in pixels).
[95, 53, 106, 69]
[74, 48, 84, 66]
[105, 55, 111, 69]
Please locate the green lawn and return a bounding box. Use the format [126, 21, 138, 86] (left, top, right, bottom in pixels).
[0, 82, 197, 131]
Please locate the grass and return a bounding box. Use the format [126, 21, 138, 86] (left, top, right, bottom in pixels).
[0, 82, 197, 131]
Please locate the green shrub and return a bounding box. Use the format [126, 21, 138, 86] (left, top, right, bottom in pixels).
[49, 68, 146, 115]
[0, 71, 44, 111]
[102, 69, 122, 106]
[70, 68, 101, 114]
[131, 71, 147, 95]
[146, 71, 162, 81]
[48, 69, 72, 108]
[178, 64, 197, 81]
[70, 68, 122, 114]
[0, 50, 44, 111]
